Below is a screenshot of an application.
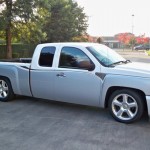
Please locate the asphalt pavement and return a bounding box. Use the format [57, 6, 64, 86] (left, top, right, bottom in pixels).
[117, 49, 150, 63]
[0, 50, 150, 150]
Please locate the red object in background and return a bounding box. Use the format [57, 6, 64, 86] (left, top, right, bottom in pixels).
[116, 33, 133, 45]
[116, 33, 150, 45]
[136, 37, 150, 44]
[136, 37, 143, 44]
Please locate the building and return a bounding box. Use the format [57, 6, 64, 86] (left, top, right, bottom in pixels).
[85, 35, 123, 49]
[102, 36, 122, 49]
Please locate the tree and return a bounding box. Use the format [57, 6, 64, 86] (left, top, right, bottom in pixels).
[97, 37, 103, 43]
[72, 35, 88, 42]
[43, 0, 88, 42]
[0, 0, 31, 58]
[0, 0, 88, 58]
[0, 0, 13, 58]
[13, 0, 51, 44]
[136, 36, 150, 45]
[0, 0, 50, 58]
[116, 33, 135, 49]
[12, 22, 47, 44]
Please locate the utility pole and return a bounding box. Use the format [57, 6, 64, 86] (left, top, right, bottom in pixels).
[131, 14, 134, 50]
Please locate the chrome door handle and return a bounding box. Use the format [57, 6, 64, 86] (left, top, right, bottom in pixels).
[56, 73, 66, 77]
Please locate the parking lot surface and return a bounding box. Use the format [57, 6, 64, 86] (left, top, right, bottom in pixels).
[117, 50, 150, 63]
[1, 50, 150, 150]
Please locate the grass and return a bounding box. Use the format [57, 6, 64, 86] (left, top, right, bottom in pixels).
[146, 50, 150, 56]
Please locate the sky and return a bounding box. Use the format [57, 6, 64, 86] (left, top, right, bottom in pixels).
[75, 0, 150, 37]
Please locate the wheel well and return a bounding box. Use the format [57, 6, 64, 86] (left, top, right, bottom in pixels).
[0, 76, 11, 82]
[0, 76, 12, 88]
[105, 86, 147, 110]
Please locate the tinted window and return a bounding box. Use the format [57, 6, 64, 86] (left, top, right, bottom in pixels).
[59, 47, 94, 70]
[39, 47, 56, 67]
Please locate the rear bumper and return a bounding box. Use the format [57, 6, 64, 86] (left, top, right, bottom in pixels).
[146, 96, 150, 120]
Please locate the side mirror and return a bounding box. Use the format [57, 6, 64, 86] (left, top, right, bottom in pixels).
[78, 60, 95, 71]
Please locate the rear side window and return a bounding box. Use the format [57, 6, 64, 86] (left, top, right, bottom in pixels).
[39, 46, 56, 67]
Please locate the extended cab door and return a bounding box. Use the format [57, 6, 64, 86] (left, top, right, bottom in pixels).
[30, 46, 57, 100]
[54, 46, 102, 106]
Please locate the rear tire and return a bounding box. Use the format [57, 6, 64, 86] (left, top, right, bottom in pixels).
[0, 77, 14, 102]
[108, 89, 144, 123]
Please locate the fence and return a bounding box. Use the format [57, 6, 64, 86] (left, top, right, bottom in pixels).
[0, 44, 36, 59]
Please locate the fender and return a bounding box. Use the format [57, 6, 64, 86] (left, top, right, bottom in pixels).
[0, 65, 32, 96]
[0, 65, 21, 95]
[101, 74, 149, 107]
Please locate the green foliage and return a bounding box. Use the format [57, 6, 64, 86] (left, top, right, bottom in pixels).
[129, 36, 136, 46]
[72, 36, 88, 42]
[43, 0, 88, 42]
[13, 22, 47, 44]
[146, 50, 150, 56]
[0, 0, 88, 44]
[0, 16, 5, 30]
[0, 44, 36, 58]
[11, 0, 51, 44]
[0, 0, 88, 58]
[12, 52, 19, 58]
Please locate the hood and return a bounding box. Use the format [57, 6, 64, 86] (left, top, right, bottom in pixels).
[106, 62, 150, 78]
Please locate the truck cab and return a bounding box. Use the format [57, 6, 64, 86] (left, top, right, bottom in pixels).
[30, 43, 102, 106]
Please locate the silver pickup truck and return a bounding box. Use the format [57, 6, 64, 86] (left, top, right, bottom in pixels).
[0, 43, 150, 123]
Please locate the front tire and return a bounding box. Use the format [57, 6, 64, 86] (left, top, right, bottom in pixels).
[108, 89, 144, 123]
[0, 77, 14, 102]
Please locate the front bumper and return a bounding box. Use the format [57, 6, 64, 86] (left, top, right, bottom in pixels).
[146, 96, 150, 119]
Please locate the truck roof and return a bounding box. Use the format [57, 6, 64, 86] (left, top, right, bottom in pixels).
[37, 42, 104, 47]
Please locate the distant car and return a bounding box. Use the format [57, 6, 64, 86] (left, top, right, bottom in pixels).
[144, 45, 150, 50]
[134, 45, 150, 50]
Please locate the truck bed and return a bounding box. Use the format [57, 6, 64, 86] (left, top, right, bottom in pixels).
[0, 58, 32, 63]
[0, 58, 31, 68]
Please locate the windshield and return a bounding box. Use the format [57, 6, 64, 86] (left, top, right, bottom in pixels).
[86, 45, 126, 67]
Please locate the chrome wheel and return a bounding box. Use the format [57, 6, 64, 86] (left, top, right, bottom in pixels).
[112, 94, 138, 121]
[0, 80, 9, 98]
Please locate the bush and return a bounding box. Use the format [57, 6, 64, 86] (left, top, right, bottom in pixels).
[0, 44, 36, 59]
[146, 50, 150, 56]
[12, 53, 20, 58]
